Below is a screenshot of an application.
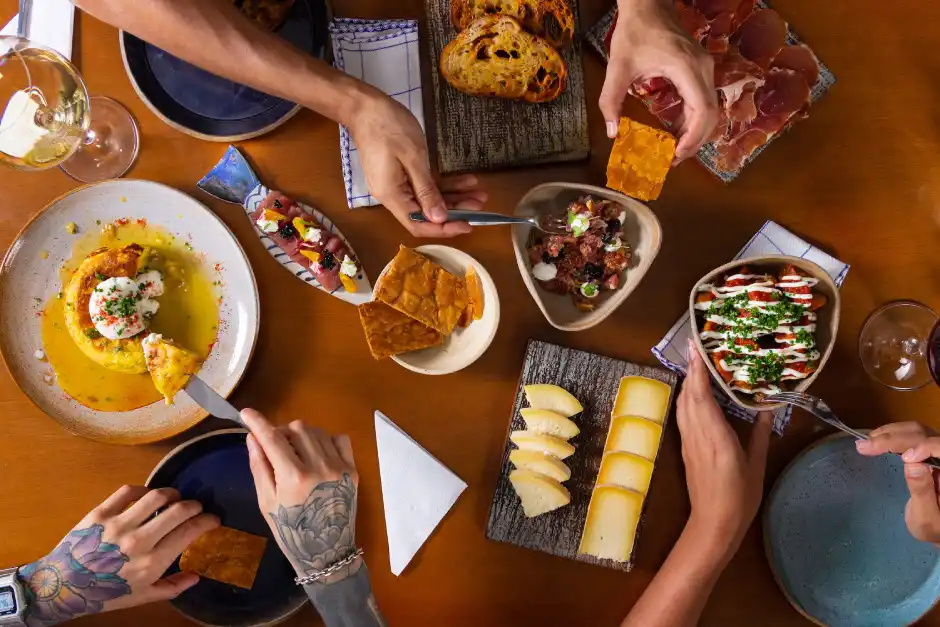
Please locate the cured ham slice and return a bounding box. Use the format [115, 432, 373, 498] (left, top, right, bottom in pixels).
[755, 68, 811, 116]
[675, 1, 710, 41]
[691, 0, 740, 18]
[772, 44, 821, 88]
[631, 78, 683, 128]
[734, 8, 787, 68]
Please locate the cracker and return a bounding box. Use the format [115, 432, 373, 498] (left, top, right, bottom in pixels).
[358, 302, 444, 360]
[179, 526, 267, 590]
[606, 117, 676, 201]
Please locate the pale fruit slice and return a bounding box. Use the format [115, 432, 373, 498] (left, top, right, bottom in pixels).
[524, 384, 583, 417]
[520, 408, 580, 440]
[613, 376, 671, 424]
[510, 469, 571, 518]
[510, 430, 575, 460]
[509, 449, 572, 482]
[597, 451, 654, 495]
[578, 485, 643, 561]
[606, 416, 662, 461]
[466, 266, 485, 321]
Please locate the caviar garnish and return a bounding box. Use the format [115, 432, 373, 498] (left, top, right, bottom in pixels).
[273, 199, 283, 209]
[277, 222, 298, 239]
[584, 263, 604, 281]
[320, 251, 336, 270]
[606, 219, 621, 234]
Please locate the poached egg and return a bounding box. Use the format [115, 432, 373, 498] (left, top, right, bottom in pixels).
[88, 270, 164, 340]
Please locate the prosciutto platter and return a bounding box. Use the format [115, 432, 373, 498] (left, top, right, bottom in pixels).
[587, 1, 835, 181]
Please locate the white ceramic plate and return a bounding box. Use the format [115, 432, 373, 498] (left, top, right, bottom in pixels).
[375, 246, 500, 376]
[0, 180, 260, 444]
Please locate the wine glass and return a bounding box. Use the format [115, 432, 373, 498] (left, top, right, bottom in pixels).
[859, 301, 940, 390]
[0, 36, 139, 182]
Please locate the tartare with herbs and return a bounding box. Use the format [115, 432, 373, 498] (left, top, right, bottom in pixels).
[693, 264, 828, 399]
[527, 196, 632, 311]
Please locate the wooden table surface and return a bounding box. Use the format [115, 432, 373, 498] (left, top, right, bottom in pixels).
[2, 1, 939, 625]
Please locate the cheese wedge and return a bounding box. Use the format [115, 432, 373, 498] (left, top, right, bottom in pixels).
[509, 449, 572, 482]
[613, 376, 671, 424]
[520, 408, 580, 440]
[578, 485, 643, 562]
[524, 384, 583, 417]
[597, 452, 654, 495]
[510, 469, 571, 518]
[510, 430, 575, 460]
[606, 416, 662, 461]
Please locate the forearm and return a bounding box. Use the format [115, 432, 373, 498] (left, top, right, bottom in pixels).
[72, 0, 378, 126]
[304, 561, 386, 627]
[621, 523, 733, 627]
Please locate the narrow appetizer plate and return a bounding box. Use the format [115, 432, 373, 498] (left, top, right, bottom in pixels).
[688, 254, 840, 412]
[0, 180, 260, 444]
[147, 430, 308, 627]
[119, 0, 329, 141]
[512, 182, 663, 332]
[765, 433, 940, 627]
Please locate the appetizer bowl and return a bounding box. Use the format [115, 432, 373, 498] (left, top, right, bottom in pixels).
[688, 255, 841, 411]
[512, 182, 663, 332]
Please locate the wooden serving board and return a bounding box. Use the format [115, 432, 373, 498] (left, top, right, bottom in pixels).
[424, 0, 590, 173]
[485, 339, 678, 571]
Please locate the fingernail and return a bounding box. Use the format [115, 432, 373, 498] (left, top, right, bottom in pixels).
[907, 464, 927, 478]
[246, 435, 256, 453]
[606, 121, 618, 138]
[903, 448, 916, 462]
[855, 439, 872, 453]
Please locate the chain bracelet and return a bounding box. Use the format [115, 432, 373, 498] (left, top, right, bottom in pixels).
[294, 548, 365, 586]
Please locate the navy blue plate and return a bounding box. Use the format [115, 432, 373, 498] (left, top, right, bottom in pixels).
[147, 430, 308, 627]
[765, 434, 940, 626]
[120, 0, 329, 141]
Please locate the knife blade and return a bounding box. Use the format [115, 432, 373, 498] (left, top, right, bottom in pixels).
[184, 376, 244, 427]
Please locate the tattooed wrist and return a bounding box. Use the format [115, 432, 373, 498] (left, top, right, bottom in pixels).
[304, 564, 386, 627]
[18, 525, 131, 627]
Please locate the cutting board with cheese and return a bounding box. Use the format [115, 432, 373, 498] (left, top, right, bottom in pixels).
[486, 339, 677, 571]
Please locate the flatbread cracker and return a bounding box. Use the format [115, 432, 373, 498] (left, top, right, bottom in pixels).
[358, 301, 444, 360]
[179, 526, 267, 590]
[374, 246, 469, 336]
[606, 117, 676, 201]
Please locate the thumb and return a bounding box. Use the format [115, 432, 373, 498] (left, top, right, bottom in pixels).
[747, 411, 774, 483]
[246, 433, 276, 502]
[404, 159, 447, 223]
[904, 463, 940, 541]
[599, 67, 630, 138]
[148, 571, 200, 602]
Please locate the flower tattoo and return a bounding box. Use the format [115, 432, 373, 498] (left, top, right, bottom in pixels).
[270, 473, 357, 576]
[18, 525, 130, 626]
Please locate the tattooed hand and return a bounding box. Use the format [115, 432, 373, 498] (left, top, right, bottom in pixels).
[18, 485, 220, 626]
[242, 409, 360, 584]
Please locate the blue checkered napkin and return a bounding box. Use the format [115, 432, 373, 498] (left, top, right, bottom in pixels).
[329, 18, 423, 209]
[651, 221, 850, 433]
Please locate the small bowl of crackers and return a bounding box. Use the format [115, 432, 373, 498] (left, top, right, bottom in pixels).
[358, 245, 499, 375]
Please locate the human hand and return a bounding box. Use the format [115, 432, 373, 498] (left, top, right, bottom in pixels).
[347, 89, 487, 238]
[17, 485, 219, 625]
[856, 423, 940, 545]
[678, 340, 773, 560]
[242, 409, 360, 584]
[600, 0, 718, 161]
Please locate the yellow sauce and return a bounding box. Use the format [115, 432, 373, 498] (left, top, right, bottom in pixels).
[42, 221, 220, 412]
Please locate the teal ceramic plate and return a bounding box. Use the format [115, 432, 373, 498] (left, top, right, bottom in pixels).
[765, 434, 940, 626]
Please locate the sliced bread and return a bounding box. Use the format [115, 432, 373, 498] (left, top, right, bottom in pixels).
[440, 16, 567, 103]
[451, 0, 575, 49]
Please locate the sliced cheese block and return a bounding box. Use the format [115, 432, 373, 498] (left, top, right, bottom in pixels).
[520, 408, 580, 440]
[613, 376, 671, 424]
[578, 485, 643, 562]
[524, 384, 583, 417]
[606, 416, 662, 461]
[510, 469, 571, 518]
[509, 449, 572, 482]
[598, 451, 654, 495]
[510, 430, 576, 460]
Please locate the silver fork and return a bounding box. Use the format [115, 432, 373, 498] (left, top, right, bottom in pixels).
[766, 391, 940, 470]
[17, 0, 32, 38]
[408, 211, 569, 235]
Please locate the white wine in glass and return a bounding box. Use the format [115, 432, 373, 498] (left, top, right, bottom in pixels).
[0, 36, 139, 181]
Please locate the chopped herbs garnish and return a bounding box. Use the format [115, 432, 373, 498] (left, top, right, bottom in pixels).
[795, 328, 815, 347]
[84, 328, 102, 340]
[95, 272, 107, 281]
[748, 353, 786, 385]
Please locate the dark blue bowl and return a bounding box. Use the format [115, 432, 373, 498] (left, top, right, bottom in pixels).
[120, 0, 329, 141]
[147, 429, 308, 626]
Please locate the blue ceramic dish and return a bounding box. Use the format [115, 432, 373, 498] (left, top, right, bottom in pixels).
[765, 433, 940, 626]
[147, 430, 308, 627]
[120, 0, 329, 141]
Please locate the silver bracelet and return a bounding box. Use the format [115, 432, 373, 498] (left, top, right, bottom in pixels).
[294, 548, 365, 586]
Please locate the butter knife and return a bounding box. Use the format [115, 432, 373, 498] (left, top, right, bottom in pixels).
[184, 376, 245, 427]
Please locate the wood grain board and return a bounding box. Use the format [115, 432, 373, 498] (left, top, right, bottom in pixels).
[485, 339, 678, 571]
[424, 0, 590, 173]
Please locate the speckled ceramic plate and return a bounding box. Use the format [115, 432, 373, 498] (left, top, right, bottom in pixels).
[0, 180, 260, 444]
[765, 433, 940, 626]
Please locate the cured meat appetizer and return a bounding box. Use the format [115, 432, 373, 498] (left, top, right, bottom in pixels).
[250, 191, 361, 293]
[693, 264, 826, 399]
[601, 1, 823, 174]
[527, 196, 631, 312]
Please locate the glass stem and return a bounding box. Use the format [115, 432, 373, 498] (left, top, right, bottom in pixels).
[82, 128, 98, 147]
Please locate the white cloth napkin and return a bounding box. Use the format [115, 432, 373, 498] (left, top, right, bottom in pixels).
[374, 411, 466, 576]
[652, 221, 850, 433]
[329, 18, 423, 209]
[1, 0, 76, 60]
